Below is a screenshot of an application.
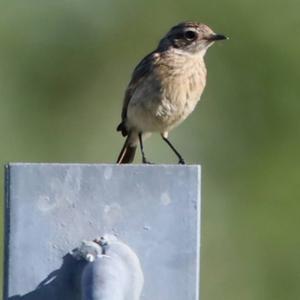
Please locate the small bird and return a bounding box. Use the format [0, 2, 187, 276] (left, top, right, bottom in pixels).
[116, 21, 227, 164]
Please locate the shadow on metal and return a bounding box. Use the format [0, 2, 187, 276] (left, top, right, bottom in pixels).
[8, 254, 85, 300]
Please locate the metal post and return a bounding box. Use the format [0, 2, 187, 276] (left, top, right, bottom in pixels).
[4, 164, 201, 300]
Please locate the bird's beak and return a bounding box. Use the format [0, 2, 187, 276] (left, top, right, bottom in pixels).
[206, 34, 228, 41]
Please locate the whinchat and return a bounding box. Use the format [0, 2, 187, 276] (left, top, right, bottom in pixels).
[116, 21, 227, 164]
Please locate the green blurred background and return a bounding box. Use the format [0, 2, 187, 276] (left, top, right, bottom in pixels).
[0, 0, 300, 299]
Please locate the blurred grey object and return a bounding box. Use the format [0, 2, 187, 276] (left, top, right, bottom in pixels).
[73, 235, 144, 300]
[4, 164, 200, 300]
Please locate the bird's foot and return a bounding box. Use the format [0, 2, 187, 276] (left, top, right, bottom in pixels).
[178, 158, 186, 165]
[142, 157, 153, 164]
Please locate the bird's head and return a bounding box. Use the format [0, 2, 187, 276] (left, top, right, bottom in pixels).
[158, 21, 227, 55]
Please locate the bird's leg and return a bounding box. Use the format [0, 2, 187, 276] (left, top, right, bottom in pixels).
[161, 135, 185, 164]
[139, 133, 152, 164]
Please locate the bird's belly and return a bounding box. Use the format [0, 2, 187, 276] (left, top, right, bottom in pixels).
[127, 92, 201, 133]
[126, 68, 205, 133]
[155, 93, 200, 130]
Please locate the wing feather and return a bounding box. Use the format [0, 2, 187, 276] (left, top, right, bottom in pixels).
[118, 51, 160, 129]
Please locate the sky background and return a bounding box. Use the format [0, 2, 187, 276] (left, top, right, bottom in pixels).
[0, 0, 300, 299]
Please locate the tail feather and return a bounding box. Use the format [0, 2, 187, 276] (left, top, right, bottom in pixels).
[116, 136, 137, 164]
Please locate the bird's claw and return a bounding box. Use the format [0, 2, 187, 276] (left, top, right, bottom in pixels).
[178, 158, 185, 165]
[142, 158, 153, 164]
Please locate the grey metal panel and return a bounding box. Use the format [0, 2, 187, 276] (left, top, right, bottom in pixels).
[4, 164, 201, 300]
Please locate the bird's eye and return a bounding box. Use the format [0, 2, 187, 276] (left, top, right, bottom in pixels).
[184, 30, 197, 40]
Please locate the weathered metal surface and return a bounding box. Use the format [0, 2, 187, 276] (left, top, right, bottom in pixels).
[4, 163, 201, 300]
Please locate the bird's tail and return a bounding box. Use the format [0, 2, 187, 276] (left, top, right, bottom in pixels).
[116, 135, 137, 164]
